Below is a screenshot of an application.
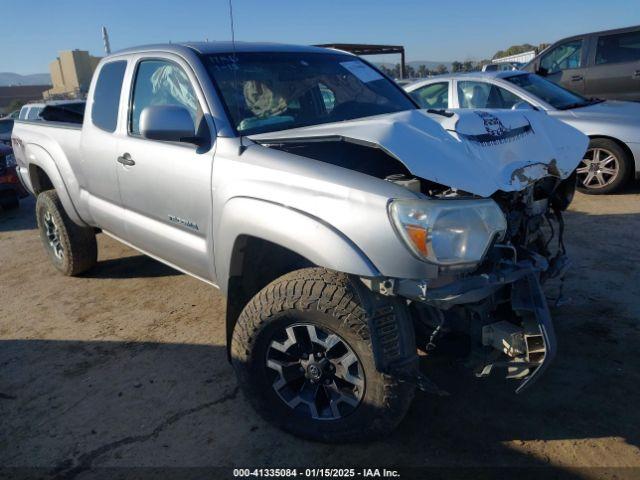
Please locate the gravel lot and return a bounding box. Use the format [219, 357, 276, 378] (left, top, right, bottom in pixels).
[1, 188, 639, 478]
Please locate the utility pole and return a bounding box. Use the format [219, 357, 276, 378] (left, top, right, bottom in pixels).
[102, 26, 111, 55]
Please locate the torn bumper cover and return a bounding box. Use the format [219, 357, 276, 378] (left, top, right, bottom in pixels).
[396, 260, 558, 393]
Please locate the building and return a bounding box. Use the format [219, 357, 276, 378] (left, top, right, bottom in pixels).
[44, 50, 102, 100]
[0, 85, 51, 115]
[492, 50, 537, 65]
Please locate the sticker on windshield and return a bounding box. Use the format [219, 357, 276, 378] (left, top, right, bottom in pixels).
[340, 61, 383, 83]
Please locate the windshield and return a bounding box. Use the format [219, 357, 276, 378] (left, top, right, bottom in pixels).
[505, 73, 592, 109]
[203, 52, 416, 135]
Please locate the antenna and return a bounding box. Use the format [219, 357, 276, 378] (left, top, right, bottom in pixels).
[228, 0, 245, 154]
[102, 26, 111, 55]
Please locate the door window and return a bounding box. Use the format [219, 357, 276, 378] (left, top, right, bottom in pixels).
[540, 40, 583, 74]
[596, 30, 640, 65]
[129, 59, 200, 136]
[457, 81, 524, 108]
[92, 61, 127, 132]
[409, 82, 449, 109]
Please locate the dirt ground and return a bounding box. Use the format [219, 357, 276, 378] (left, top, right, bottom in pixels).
[1, 186, 639, 479]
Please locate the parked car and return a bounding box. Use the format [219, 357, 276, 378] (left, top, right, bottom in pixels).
[0, 117, 13, 145]
[18, 103, 44, 121]
[12, 42, 587, 442]
[523, 25, 640, 101]
[0, 143, 27, 210]
[482, 62, 523, 72]
[405, 71, 640, 193]
[17, 100, 85, 122]
[2, 110, 20, 120]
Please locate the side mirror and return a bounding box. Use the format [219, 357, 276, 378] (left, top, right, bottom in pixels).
[140, 105, 199, 144]
[511, 101, 535, 111]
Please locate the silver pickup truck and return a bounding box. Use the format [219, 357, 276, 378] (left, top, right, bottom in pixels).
[12, 42, 587, 442]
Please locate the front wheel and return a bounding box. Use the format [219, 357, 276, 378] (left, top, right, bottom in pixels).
[576, 139, 631, 194]
[35, 190, 97, 276]
[231, 268, 416, 442]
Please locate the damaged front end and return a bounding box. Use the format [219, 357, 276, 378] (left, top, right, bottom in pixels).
[386, 174, 577, 393]
[251, 108, 587, 393]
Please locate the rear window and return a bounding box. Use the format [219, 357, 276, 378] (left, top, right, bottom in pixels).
[92, 61, 127, 132]
[596, 30, 640, 65]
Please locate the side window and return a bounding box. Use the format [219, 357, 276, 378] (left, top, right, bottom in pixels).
[410, 82, 449, 109]
[540, 40, 583, 74]
[92, 61, 127, 132]
[458, 81, 491, 108]
[494, 86, 523, 108]
[130, 59, 199, 136]
[19, 107, 29, 120]
[596, 31, 640, 65]
[458, 81, 523, 109]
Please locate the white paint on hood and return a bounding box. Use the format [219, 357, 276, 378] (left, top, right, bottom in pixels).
[249, 109, 588, 197]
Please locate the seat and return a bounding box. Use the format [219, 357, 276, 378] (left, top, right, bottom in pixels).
[469, 85, 489, 108]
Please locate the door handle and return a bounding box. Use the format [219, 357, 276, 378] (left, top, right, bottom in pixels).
[633, 70, 640, 78]
[117, 153, 135, 166]
[571, 75, 583, 82]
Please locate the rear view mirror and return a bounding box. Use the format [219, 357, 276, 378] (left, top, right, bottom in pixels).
[140, 105, 197, 144]
[512, 101, 535, 111]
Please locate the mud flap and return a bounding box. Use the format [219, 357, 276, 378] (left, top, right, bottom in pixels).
[510, 272, 557, 393]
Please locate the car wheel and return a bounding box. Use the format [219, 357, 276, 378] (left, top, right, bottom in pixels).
[576, 139, 631, 194]
[0, 193, 19, 210]
[35, 190, 97, 275]
[231, 267, 416, 442]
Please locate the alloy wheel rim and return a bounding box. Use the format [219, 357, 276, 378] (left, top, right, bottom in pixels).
[266, 323, 364, 420]
[43, 211, 64, 260]
[576, 147, 619, 189]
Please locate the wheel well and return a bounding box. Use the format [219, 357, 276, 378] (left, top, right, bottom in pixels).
[589, 135, 635, 176]
[28, 164, 54, 194]
[225, 235, 315, 353]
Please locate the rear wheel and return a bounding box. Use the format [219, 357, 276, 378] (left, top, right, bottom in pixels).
[231, 268, 416, 442]
[576, 139, 631, 194]
[36, 190, 97, 275]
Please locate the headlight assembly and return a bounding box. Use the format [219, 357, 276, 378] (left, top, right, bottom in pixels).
[388, 198, 507, 266]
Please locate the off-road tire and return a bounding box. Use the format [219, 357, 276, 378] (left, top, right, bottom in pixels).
[231, 267, 416, 442]
[577, 138, 631, 194]
[35, 190, 97, 276]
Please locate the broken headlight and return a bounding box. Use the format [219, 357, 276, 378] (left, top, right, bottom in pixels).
[389, 198, 507, 266]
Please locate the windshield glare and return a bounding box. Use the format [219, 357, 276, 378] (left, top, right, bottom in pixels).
[203, 52, 415, 135]
[505, 73, 589, 109]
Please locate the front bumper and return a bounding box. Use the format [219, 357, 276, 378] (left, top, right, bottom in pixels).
[395, 259, 559, 393]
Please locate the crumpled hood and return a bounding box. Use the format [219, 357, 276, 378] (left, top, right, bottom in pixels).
[249, 109, 588, 197]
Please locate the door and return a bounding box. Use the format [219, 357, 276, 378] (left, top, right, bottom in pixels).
[81, 60, 128, 237]
[116, 57, 215, 281]
[584, 29, 640, 100]
[539, 38, 586, 94]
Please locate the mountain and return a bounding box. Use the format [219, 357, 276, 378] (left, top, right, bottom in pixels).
[0, 73, 51, 86]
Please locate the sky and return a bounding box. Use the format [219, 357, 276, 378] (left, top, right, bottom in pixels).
[2, 0, 639, 74]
